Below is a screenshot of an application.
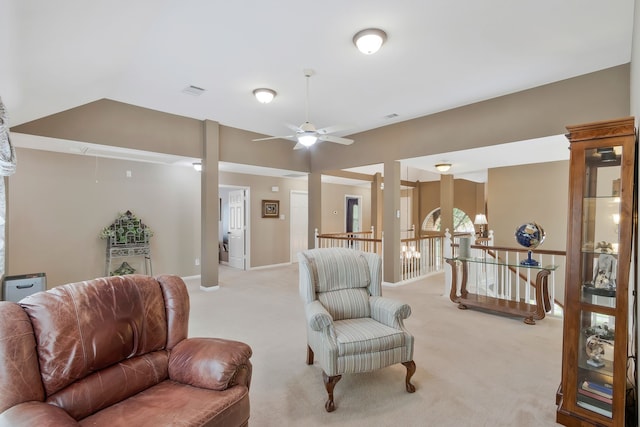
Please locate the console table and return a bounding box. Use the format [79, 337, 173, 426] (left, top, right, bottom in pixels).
[445, 257, 558, 325]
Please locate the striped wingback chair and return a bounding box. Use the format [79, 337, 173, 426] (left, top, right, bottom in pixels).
[298, 247, 416, 412]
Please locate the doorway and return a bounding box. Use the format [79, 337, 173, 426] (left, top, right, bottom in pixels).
[345, 195, 362, 233]
[219, 186, 250, 270]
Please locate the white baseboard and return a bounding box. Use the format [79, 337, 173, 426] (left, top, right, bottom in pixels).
[249, 262, 292, 270]
[182, 274, 220, 291]
[383, 270, 443, 287]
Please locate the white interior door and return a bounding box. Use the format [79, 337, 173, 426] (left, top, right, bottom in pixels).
[290, 191, 308, 262]
[228, 189, 245, 269]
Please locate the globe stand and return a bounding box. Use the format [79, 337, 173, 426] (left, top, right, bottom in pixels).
[520, 250, 540, 266]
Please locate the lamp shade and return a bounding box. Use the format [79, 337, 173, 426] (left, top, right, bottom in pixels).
[253, 88, 276, 104]
[353, 28, 387, 55]
[474, 214, 488, 225]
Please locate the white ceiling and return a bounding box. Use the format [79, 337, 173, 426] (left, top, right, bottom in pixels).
[1, 0, 634, 182]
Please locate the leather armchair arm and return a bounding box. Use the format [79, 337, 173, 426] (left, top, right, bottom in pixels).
[0, 401, 79, 426]
[370, 296, 411, 329]
[168, 338, 253, 391]
[305, 300, 333, 331]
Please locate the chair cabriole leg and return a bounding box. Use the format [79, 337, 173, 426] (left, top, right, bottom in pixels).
[307, 345, 314, 365]
[402, 360, 416, 393]
[322, 371, 341, 412]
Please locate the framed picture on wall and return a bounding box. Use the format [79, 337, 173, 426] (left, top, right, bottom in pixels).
[262, 200, 279, 218]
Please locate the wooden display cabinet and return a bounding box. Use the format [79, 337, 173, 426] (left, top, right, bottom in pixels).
[556, 117, 637, 426]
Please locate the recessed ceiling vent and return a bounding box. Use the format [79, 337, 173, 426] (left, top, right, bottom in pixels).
[384, 113, 399, 119]
[182, 85, 206, 96]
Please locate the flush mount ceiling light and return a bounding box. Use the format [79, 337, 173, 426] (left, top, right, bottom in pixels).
[353, 28, 387, 55]
[435, 163, 452, 172]
[253, 88, 277, 104]
[192, 162, 202, 172]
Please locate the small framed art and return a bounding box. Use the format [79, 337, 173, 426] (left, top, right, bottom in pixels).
[262, 200, 279, 218]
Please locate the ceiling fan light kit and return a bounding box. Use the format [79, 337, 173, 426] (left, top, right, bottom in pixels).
[252, 69, 354, 149]
[253, 88, 276, 104]
[298, 133, 318, 147]
[353, 28, 387, 55]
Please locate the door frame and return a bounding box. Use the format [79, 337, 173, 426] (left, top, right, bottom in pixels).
[219, 185, 251, 269]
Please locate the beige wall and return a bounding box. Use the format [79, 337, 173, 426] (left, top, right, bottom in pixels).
[311, 65, 630, 172]
[7, 147, 201, 288]
[7, 64, 632, 285]
[12, 99, 311, 174]
[454, 179, 485, 228]
[415, 179, 483, 230]
[217, 172, 371, 268]
[321, 183, 372, 233]
[218, 171, 308, 267]
[487, 160, 569, 302]
[488, 160, 569, 249]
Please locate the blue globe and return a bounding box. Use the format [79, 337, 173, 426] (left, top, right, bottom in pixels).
[515, 222, 545, 250]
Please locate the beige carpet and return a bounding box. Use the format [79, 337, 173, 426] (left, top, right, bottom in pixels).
[184, 264, 563, 427]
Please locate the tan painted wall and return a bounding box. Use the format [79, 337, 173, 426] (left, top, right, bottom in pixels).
[12, 99, 204, 158]
[321, 183, 372, 233]
[312, 65, 630, 172]
[488, 161, 569, 249]
[6, 65, 631, 286]
[6, 143, 376, 287]
[217, 172, 371, 267]
[487, 160, 569, 302]
[218, 171, 307, 267]
[12, 99, 311, 173]
[416, 179, 483, 230]
[454, 180, 484, 227]
[7, 147, 201, 288]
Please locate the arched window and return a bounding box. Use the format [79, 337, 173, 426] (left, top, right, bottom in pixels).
[421, 208, 475, 233]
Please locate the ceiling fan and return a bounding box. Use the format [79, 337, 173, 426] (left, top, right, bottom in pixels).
[252, 69, 354, 150]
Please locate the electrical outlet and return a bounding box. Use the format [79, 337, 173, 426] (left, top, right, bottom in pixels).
[195, 258, 200, 266]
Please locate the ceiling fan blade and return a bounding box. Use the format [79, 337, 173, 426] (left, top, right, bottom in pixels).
[319, 134, 354, 145]
[252, 135, 295, 142]
[316, 124, 352, 135]
[286, 123, 303, 132]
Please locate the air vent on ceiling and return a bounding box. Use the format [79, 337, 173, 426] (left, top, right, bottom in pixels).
[182, 85, 206, 96]
[384, 113, 399, 119]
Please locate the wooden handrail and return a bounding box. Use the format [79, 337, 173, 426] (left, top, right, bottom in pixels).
[317, 236, 380, 243]
[472, 244, 566, 256]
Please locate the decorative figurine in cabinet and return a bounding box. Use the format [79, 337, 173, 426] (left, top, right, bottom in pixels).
[556, 117, 637, 427]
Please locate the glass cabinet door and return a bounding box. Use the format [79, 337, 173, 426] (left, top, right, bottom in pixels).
[575, 309, 615, 419]
[580, 146, 622, 307]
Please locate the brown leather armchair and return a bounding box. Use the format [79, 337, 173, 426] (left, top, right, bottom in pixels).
[0, 274, 252, 427]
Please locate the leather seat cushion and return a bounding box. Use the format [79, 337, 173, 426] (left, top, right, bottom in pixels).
[334, 318, 406, 356]
[78, 380, 249, 427]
